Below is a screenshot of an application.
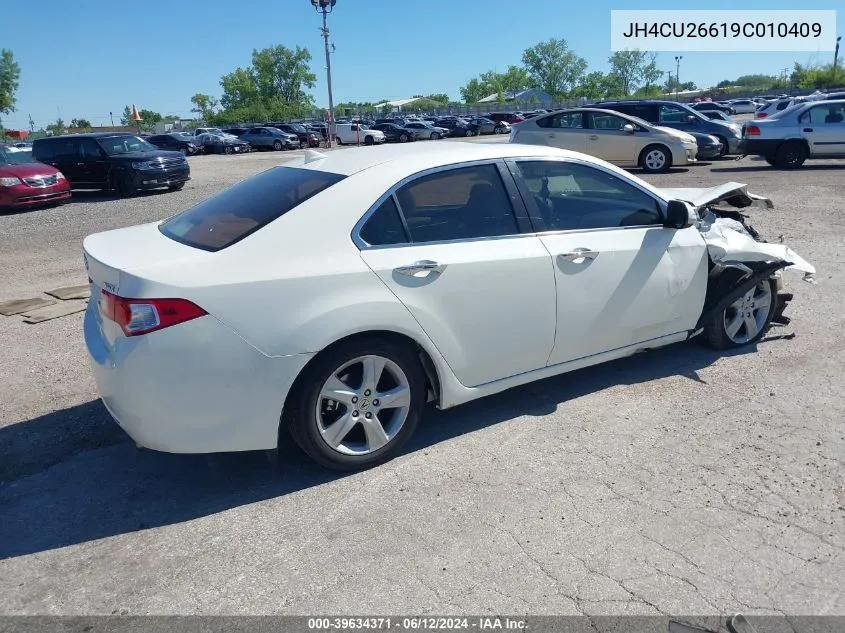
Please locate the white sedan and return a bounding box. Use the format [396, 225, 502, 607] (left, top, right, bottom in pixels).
[83, 143, 815, 470]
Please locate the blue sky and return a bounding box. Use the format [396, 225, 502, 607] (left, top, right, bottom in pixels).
[2, 0, 839, 129]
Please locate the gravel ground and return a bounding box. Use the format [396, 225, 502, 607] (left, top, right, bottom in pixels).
[0, 139, 843, 617]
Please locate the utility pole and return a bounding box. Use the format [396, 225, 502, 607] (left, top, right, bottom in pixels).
[674, 56, 683, 99]
[28, 114, 35, 133]
[311, 0, 337, 148]
[835, 36, 842, 82]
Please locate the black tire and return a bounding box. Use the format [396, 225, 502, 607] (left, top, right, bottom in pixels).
[223, 145, 233, 155]
[168, 182, 185, 191]
[399, 133, 409, 143]
[113, 172, 136, 198]
[714, 136, 729, 157]
[179, 147, 188, 156]
[639, 144, 672, 173]
[273, 140, 283, 151]
[283, 336, 426, 470]
[335, 136, 342, 146]
[764, 155, 777, 166]
[774, 141, 807, 169]
[364, 135, 374, 146]
[465, 128, 474, 137]
[432, 132, 441, 140]
[701, 278, 777, 350]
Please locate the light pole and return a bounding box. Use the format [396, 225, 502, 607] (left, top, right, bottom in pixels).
[311, 0, 337, 148]
[674, 55, 683, 99]
[835, 36, 842, 82]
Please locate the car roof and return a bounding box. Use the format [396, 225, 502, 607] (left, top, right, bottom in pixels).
[35, 132, 138, 140]
[296, 141, 587, 177]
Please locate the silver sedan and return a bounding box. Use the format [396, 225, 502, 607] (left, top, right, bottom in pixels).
[238, 127, 299, 151]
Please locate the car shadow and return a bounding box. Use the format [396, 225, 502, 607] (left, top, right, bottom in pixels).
[711, 163, 845, 173]
[68, 189, 178, 204]
[0, 337, 775, 559]
[627, 167, 690, 175]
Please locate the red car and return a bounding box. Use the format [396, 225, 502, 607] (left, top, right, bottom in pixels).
[0, 145, 72, 211]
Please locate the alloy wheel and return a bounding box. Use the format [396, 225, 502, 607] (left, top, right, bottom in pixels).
[315, 355, 412, 456]
[644, 149, 667, 171]
[723, 282, 772, 344]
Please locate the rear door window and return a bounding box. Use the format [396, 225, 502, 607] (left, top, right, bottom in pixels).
[159, 166, 345, 251]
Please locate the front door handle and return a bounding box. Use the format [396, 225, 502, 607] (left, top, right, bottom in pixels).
[559, 249, 599, 263]
[803, 128, 813, 132]
[394, 260, 446, 276]
[547, 133, 556, 138]
[589, 135, 599, 140]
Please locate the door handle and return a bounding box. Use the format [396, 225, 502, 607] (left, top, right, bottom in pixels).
[394, 260, 446, 276]
[547, 133, 556, 138]
[559, 250, 599, 263]
[803, 128, 813, 132]
[588, 135, 599, 140]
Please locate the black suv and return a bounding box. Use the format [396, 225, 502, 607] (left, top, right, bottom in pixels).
[33, 133, 190, 197]
[593, 100, 743, 155]
[147, 132, 201, 155]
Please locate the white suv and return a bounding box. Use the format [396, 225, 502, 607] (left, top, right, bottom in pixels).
[742, 99, 845, 168]
[334, 124, 385, 146]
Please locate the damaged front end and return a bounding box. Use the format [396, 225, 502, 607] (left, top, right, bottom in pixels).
[660, 182, 816, 341]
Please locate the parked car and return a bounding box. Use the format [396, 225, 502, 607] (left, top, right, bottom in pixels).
[754, 98, 799, 119]
[691, 102, 734, 115]
[370, 123, 415, 143]
[728, 99, 762, 114]
[742, 99, 845, 168]
[594, 100, 744, 156]
[266, 123, 321, 148]
[467, 117, 509, 135]
[238, 127, 300, 151]
[403, 121, 448, 140]
[697, 110, 735, 123]
[147, 133, 201, 156]
[334, 123, 386, 145]
[0, 144, 72, 210]
[306, 123, 329, 140]
[81, 143, 814, 469]
[487, 112, 526, 125]
[222, 128, 250, 137]
[195, 133, 251, 155]
[192, 127, 228, 137]
[689, 133, 723, 160]
[32, 133, 190, 197]
[432, 118, 475, 137]
[510, 108, 698, 173]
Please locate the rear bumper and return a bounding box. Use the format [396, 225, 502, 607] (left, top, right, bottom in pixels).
[725, 136, 744, 154]
[741, 138, 783, 156]
[84, 301, 314, 453]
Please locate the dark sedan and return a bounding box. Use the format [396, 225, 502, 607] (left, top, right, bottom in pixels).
[692, 102, 735, 115]
[691, 132, 723, 160]
[370, 123, 415, 143]
[466, 117, 509, 135]
[433, 119, 476, 137]
[147, 133, 201, 156]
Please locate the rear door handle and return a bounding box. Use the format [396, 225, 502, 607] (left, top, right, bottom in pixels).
[803, 128, 813, 132]
[588, 135, 599, 140]
[394, 260, 446, 276]
[559, 250, 599, 263]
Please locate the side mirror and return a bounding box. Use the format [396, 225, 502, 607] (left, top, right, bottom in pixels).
[622, 123, 635, 134]
[665, 200, 694, 229]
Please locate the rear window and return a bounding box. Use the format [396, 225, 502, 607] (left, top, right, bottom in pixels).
[159, 166, 345, 251]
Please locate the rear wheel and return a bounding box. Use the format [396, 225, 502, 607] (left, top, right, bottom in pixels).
[639, 145, 671, 173]
[335, 136, 342, 146]
[284, 337, 426, 470]
[774, 141, 807, 169]
[702, 279, 777, 349]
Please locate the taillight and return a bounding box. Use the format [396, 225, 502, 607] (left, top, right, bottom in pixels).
[101, 291, 207, 336]
[755, 112, 767, 118]
[745, 125, 761, 136]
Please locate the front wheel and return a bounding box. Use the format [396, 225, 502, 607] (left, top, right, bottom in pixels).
[431, 132, 441, 140]
[702, 279, 777, 349]
[113, 172, 136, 198]
[399, 133, 409, 143]
[714, 136, 729, 157]
[335, 136, 342, 146]
[640, 145, 671, 173]
[465, 128, 474, 137]
[364, 135, 374, 146]
[273, 140, 283, 151]
[223, 145, 233, 155]
[284, 337, 426, 470]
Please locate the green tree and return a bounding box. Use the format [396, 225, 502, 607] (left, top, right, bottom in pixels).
[574, 71, 624, 100]
[607, 49, 649, 96]
[45, 118, 65, 136]
[459, 77, 490, 104]
[70, 118, 92, 129]
[0, 49, 20, 115]
[425, 93, 450, 106]
[119, 105, 133, 125]
[500, 65, 531, 96]
[220, 68, 260, 110]
[641, 52, 663, 93]
[190, 93, 218, 121]
[139, 109, 162, 127]
[521, 38, 587, 99]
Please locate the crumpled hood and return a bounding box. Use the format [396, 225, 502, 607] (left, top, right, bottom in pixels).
[698, 211, 816, 284]
[659, 182, 773, 209]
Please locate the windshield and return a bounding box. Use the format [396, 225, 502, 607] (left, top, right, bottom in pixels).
[289, 124, 306, 133]
[0, 147, 34, 165]
[679, 104, 708, 121]
[98, 136, 157, 155]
